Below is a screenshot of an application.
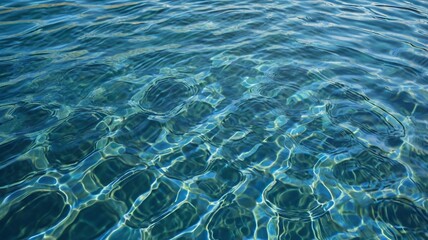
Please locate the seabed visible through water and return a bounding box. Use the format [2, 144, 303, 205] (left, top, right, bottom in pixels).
[0, 0, 428, 239]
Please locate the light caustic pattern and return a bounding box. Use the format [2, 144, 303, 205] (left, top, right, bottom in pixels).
[1, 0, 428, 239]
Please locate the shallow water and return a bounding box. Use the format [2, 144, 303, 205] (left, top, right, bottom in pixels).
[1, 0, 428, 239]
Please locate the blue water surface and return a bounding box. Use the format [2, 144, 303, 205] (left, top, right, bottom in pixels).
[1, 0, 428, 239]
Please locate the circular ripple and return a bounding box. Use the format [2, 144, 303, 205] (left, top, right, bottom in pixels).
[369, 198, 428, 233]
[46, 112, 107, 167]
[319, 82, 369, 102]
[138, 78, 197, 116]
[0, 191, 70, 240]
[327, 100, 405, 148]
[333, 150, 407, 191]
[264, 180, 332, 221]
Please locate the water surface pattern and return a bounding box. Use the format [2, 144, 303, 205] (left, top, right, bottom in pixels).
[1, 0, 428, 239]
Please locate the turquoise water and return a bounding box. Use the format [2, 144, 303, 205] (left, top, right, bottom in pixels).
[1, 0, 428, 239]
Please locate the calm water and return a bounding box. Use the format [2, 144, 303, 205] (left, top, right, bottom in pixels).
[1, 0, 428, 239]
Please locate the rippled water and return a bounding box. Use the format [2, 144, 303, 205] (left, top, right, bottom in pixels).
[1, 0, 428, 239]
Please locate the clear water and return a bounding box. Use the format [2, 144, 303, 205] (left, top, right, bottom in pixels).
[0, 0, 428, 239]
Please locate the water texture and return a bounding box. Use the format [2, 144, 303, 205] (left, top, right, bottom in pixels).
[0, 0, 428, 239]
